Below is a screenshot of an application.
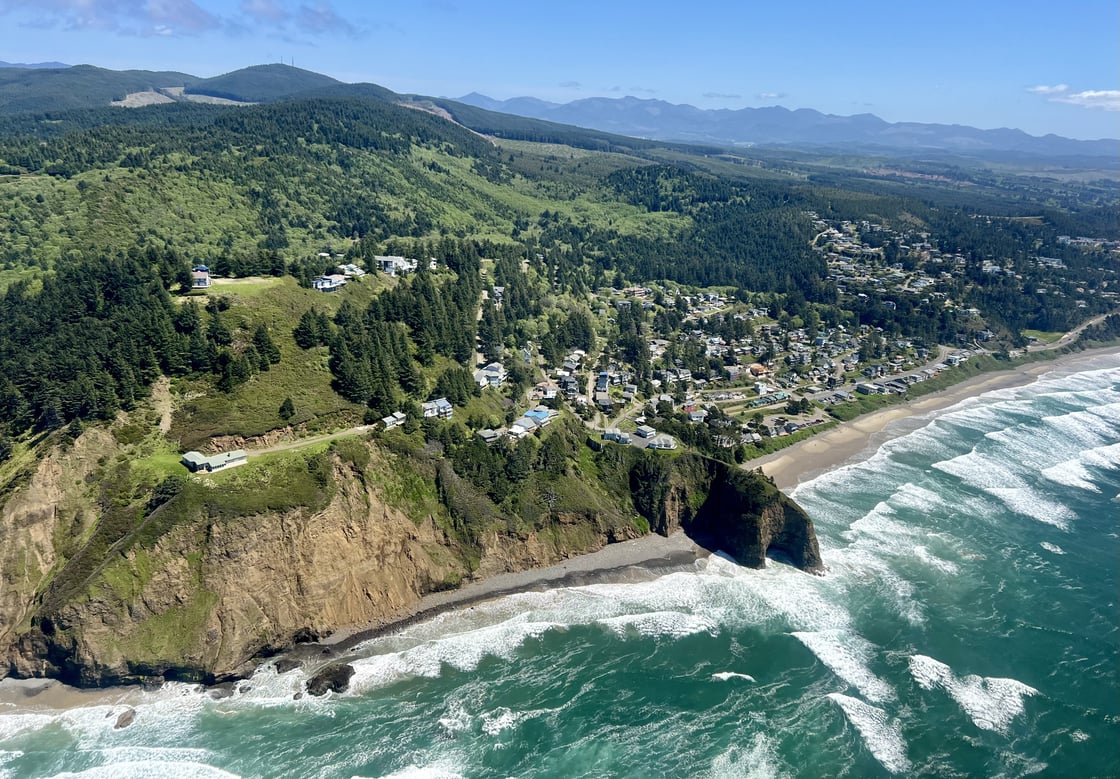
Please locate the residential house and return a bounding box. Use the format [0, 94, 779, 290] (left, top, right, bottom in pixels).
[474, 362, 507, 389]
[312, 274, 347, 292]
[602, 428, 631, 444]
[509, 416, 540, 438]
[422, 397, 455, 419]
[476, 428, 504, 445]
[190, 265, 211, 289]
[181, 449, 247, 473]
[525, 407, 555, 427]
[374, 255, 418, 276]
[381, 411, 407, 429]
[647, 434, 677, 450]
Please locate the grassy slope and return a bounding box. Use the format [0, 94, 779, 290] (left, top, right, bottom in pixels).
[168, 276, 386, 450]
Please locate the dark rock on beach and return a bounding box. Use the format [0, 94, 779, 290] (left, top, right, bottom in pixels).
[114, 708, 135, 729]
[306, 663, 355, 696]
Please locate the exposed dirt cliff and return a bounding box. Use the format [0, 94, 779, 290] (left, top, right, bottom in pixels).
[2, 429, 820, 687]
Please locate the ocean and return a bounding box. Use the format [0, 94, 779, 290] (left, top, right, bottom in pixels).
[2, 357, 1118, 779]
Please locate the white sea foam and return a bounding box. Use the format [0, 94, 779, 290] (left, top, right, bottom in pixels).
[437, 699, 472, 737]
[1042, 408, 1116, 449]
[597, 611, 718, 639]
[826, 693, 911, 775]
[48, 761, 240, 779]
[792, 630, 894, 703]
[933, 449, 1022, 492]
[347, 616, 561, 694]
[0, 750, 23, 779]
[908, 654, 1038, 734]
[371, 763, 465, 779]
[1040, 542, 1065, 555]
[1042, 457, 1102, 492]
[1083, 442, 1120, 471]
[912, 545, 960, 575]
[709, 732, 786, 779]
[990, 487, 1075, 529]
[712, 672, 756, 683]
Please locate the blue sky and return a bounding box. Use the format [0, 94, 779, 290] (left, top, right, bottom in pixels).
[1, 0, 1117, 139]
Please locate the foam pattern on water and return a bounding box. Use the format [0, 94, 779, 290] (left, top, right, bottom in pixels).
[708, 732, 787, 779]
[792, 630, 894, 703]
[908, 654, 1038, 734]
[47, 762, 240, 779]
[826, 693, 911, 775]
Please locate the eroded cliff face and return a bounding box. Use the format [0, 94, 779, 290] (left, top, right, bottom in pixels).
[0, 430, 110, 651]
[2, 438, 640, 686]
[7, 458, 469, 685]
[2, 430, 818, 687]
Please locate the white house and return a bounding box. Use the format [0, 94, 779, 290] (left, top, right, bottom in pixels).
[474, 362, 506, 389]
[181, 449, 247, 473]
[375, 255, 418, 276]
[381, 411, 407, 429]
[191, 265, 211, 289]
[312, 275, 347, 292]
[423, 397, 453, 419]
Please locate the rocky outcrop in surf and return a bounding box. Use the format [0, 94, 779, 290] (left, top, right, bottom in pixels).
[619, 450, 823, 572]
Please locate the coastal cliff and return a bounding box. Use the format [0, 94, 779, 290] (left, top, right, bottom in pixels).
[616, 449, 823, 572]
[1, 423, 821, 687]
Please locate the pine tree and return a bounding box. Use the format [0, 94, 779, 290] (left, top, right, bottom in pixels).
[253, 324, 282, 365]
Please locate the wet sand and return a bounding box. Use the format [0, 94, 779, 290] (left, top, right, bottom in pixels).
[319, 531, 709, 652]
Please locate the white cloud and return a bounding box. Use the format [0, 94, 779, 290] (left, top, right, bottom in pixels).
[0, 0, 358, 37]
[1055, 89, 1120, 111]
[1026, 84, 1069, 95]
[756, 91, 787, 100]
[1028, 84, 1120, 111]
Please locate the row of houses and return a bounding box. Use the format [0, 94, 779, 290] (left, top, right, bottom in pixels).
[476, 406, 560, 445]
[382, 397, 454, 429]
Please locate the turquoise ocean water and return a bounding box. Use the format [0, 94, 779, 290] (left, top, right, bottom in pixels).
[2, 357, 1118, 778]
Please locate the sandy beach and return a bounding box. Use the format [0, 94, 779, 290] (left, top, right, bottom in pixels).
[744, 345, 1120, 492]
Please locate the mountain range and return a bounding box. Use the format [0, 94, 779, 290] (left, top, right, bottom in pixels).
[456, 93, 1119, 158]
[0, 61, 1114, 160]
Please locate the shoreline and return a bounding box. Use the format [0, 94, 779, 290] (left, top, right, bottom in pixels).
[314, 530, 709, 654]
[744, 345, 1120, 492]
[4, 345, 1116, 707]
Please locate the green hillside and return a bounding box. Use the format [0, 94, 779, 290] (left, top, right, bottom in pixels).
[184, 64, 342, 103]
[0, 65, 197, 114]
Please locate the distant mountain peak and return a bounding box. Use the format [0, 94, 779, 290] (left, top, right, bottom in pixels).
[0, 61, 70, 69]
[453, 92, 1117, 157]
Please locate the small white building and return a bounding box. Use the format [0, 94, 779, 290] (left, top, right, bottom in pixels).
[312, 274, 347, 292]
[375, 255, 418, 276]
[190, 265, 211, 289]
[181, 449, 247, 473]
[381, 411, 407, 429]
